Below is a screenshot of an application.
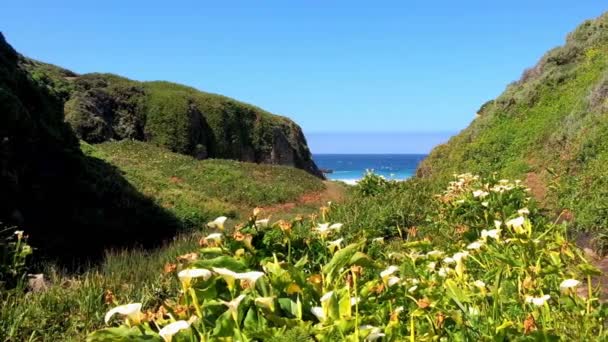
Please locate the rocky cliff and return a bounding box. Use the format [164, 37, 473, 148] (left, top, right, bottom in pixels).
[22, 61, 324, 178]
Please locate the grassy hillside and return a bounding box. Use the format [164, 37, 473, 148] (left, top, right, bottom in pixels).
[0, 32, 185, 260]
[85, 141, 325, 226]
[22, 61, 323, 177]
[418, 12, 608, 235]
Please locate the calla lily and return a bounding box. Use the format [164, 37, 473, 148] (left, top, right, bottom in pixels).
[506, 216, 526, 234]
[443, 257, 455, 264]
[472, 190, 489, 198]
[467, 241, 483, 250]
[254, 296, 275, 311]
[473, 280, 486, 288]
[207, 216, 227, 230]
[311, 306, 325, 321]
[320, 291, 334, 303]
[313, 223, 332, 237]
[350, 297, 361, 306]
[453, 251, 469, 262]
[518, 208, 530, 215]
[327, 238, 344, 252]
[329, 223, 343, 231]
[213, 267, 238, 289]
[203, 233, 223, 242]
[178, 268, 212, 288]
[372, 237, 384, 244]
[221, 294, 246, 322]
[158, 320, 190, 342]
[256, 218, 270, 227]
[104, 303, 142, 325]
[407, 285, 418, 293]
[387, 276, 401, 287]
[235, 271, 265, 285]
[380, 265, 399, 279]
[560, 279, 581, 291]
[481, 228, 501, 240]
[438, 267, 449, 277]
[525, 294, 551, 306]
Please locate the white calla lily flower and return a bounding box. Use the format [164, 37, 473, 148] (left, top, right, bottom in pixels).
[380, 265, 399, 279]
[104, 303, 142, 325]
[472, 190, 489, 198]
[481, 228, 501, 240]
[178, 268, 212, 288]
[518, 208, 530, 215]
[560, 279, 581, 291]
[329, 223, 343, 231]
[235, 271, 265, 285]
[207, 216, 227, 230]
[525, 294, 551, 306]
[311, 306, 325, 321]
[473, 280, 486, 289]
[467, 241, 483, 250]
[387, 276, 401, 287]
[158, 320, 190, 342]
[256, 219, 270, 227]
[221, 294, 246, 321]
[506, 216, 525, 233]
[254, 296, 275, 311]
[320, 291, 334, 303]
[203, 233, 223, 242]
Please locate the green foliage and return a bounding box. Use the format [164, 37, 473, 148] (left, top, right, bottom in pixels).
[81, 176, 607, 341]
[329, 177, 434, 239]
[0, 227, 32, 289]
[418, 12, 608, 236]
[87, 140, 325, 227]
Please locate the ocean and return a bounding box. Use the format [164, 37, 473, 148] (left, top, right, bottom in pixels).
[313, 154, 427, 184]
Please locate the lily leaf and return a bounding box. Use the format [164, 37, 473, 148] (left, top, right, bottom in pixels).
[86, 326, 162, 342]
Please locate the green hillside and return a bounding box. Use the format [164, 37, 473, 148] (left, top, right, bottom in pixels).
[0, 33, 324, 260]
[22, 60, 323, 177]
[418, 12, 608, 235]
[85, 140, 325, 226]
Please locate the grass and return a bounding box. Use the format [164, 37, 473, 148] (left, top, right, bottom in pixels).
[84, 140, 326, 227]
[418, 12, 608, 236]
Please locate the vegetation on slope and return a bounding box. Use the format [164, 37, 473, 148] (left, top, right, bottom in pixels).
[23, 61, 323, 177]
[85, 141, 325, 227]
[0, 32, 182, 260]
[418, 12, 608, 237]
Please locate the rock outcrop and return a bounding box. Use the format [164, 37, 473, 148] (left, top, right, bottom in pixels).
[22, 62, 324, 178]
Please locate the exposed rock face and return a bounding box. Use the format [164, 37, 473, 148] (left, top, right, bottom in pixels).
[22, 61, 324, 178]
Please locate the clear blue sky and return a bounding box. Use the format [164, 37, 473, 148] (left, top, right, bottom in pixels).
[2, 1, 606, 152]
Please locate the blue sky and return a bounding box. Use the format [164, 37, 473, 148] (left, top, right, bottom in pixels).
[2, 1, 606, 152]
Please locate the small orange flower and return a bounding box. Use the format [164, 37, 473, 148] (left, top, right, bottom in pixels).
[417, 297, 431, 309]
[277, 220, 292, 234]
[177, 253, 198, 262]
[308, 274, 323, 285]
[455, 225, 469, 235]
[163, 263, 177, 274]
[523, 314, 537, 334]
[351, 265, 363, 277]
[233, 232, 245, 241]
[198, 238, 208, 247]
[407, 226, 419, 237]
[104, 289, 116, 305]
[435, 312, 446, 329]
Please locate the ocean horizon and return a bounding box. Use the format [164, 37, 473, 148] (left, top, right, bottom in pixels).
[313, 153, 427, 184]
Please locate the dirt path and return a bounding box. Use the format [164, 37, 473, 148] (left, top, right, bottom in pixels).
[260, 181, 347, 215]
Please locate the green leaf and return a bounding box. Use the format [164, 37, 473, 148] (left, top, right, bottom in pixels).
[323, 242, 361, 284]
[192, 256, 248, 272]
[86, 326, 163, 342]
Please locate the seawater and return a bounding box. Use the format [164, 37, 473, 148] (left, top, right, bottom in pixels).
[313, 154, 427, 184]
